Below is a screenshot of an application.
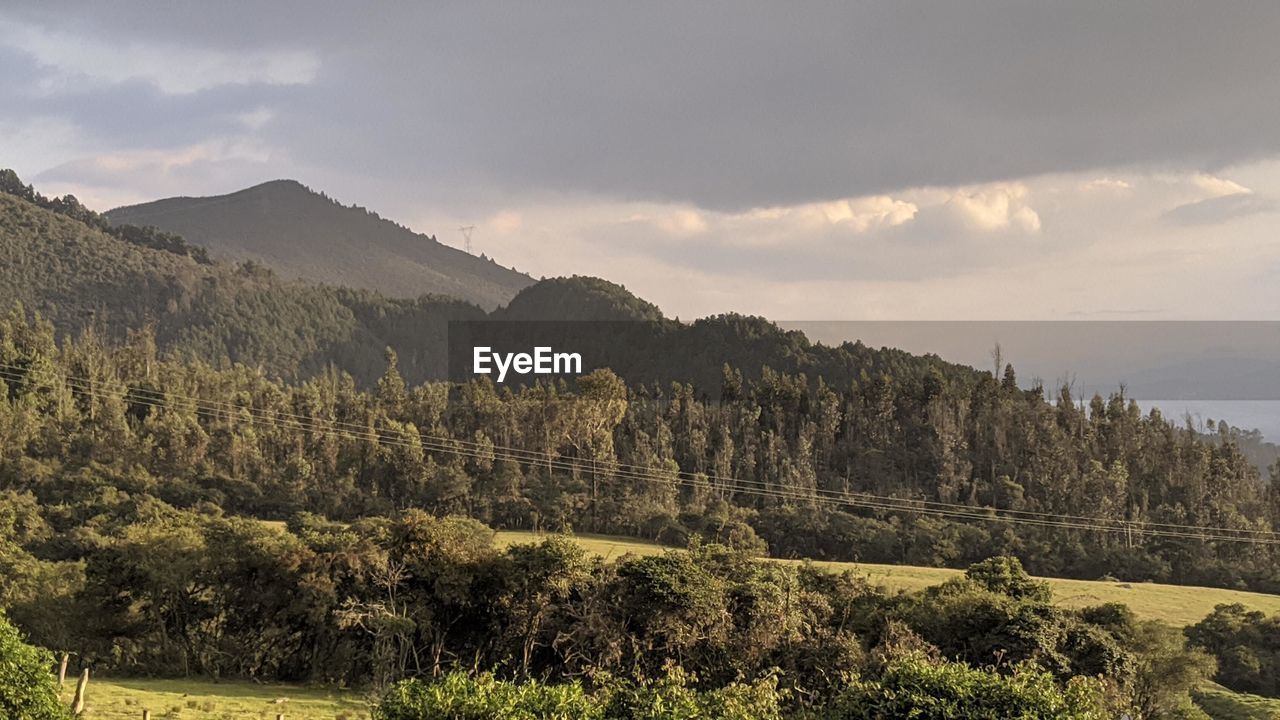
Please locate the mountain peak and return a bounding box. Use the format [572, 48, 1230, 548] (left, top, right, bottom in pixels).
[106, 182, 532, 309]
[243, 178, 310, 194]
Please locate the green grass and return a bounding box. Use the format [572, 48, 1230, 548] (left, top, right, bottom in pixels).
[495, 530, 1280, 628]
[55, 652, 1280, 720]
[1194, 683, 1280, 719]
[61, 677, 369, 720]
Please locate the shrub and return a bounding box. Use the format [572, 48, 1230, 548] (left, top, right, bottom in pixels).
[374, 672, 601, 720]
[0, 611, 70, 720]
[374, 669, 786, 720]
[599, 667, 785, 720]
[822, 653, 1109, 720]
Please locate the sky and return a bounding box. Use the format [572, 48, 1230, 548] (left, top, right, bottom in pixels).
[3, 2, 1280, 320]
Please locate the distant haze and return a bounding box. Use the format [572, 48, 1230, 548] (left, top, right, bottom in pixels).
[787, 321, 1280, 401]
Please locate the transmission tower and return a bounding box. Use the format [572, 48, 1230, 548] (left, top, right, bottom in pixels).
[457, 225, 476, 254]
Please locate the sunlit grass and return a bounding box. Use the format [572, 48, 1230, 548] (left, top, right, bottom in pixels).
[1193, 683, 1280, 720]
[60, 677, 370, 720]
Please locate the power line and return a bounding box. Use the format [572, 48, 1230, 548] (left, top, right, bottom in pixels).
[2, 362, 1271, 543]
[2, 363, 1278, 545]
[7, 361, 1274, 539]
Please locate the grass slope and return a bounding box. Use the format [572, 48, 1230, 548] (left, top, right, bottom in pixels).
[60, 677, 368, 720]
[1194, 684, 1280, 720]
[494, 531, 1280, 627]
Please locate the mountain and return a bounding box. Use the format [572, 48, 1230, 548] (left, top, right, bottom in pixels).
[0, 179, 484, 386]
[0, 169, 980, 397]
[105, 179, 533, 310]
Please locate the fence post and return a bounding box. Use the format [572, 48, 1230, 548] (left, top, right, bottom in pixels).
[70, 668, 89, 716]
[57, 653, 69, 686]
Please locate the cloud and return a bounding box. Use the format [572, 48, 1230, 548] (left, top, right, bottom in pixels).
[7, 4, 1280, 212]
[817, 196, 918, 233]
[1081, 178, 1133, 193]
[460, 181, 1047, 286]
[6, 4, 1280, 322]
[31, 139, 283, 209]
[1162, 192, 1280, 226]
[942, 184, 1041, 233]
[7, 19, 318, 95]
[653, 209, 709, 236]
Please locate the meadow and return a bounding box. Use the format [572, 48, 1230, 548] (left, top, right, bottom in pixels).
[59, 678, 369, 720]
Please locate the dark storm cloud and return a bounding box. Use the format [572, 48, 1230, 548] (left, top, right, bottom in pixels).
[6, 2, 1280, 211]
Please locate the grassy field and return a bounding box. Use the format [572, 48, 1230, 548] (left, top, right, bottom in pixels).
[495, 530, 1280, 627]
[61, 677, 369, 720]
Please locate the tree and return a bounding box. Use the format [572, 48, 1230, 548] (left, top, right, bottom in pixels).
[964, 556, 1052, 604]
[1185, 604, 1278, 697]
[1128, 621, 1215, 720]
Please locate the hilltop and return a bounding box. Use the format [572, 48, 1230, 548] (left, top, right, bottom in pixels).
[106, 179, 533, 310]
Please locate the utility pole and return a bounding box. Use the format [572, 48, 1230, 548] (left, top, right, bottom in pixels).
[457, 225, 476, 255]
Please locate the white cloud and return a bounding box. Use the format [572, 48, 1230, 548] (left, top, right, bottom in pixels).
[818, 196, 919, 232]
[943, 183, 1042, 233]
[393, 165, 1280, 321]
[1081, 177, 1132, 193]
[654, 209, 709, 236]
[1187, 173, 1251, 198]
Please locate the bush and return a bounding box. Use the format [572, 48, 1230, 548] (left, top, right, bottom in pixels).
[600, 667, 784, 720]
[964, 556, 1053, 603]
[0, 611, 70, 720]
[374, 672, 601, 720]
[374, 670, 786, 720]
[823, 653, 1108, 720]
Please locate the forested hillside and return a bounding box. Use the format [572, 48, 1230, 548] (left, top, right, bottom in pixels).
[105, 179, 533, 310]
[0, 175, 487, 386]
[0, 307, 1275, 591]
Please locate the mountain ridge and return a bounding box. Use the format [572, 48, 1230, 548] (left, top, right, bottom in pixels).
[106, 179, 533, 310]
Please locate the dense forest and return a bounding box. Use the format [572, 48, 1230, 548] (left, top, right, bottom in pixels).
[1, 307, 1275, 591]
